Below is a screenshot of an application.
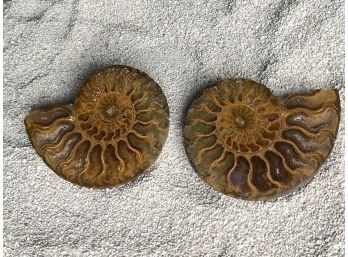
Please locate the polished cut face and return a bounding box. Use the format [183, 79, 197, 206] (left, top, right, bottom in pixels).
[25, 66, 169, 188]
[184, 79, 340, 200]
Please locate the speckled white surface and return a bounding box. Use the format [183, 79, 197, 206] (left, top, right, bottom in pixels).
[4, 0, 344, 256]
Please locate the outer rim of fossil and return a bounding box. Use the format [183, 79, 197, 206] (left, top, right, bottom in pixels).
[24, 65, 170, 188]
[183, 78, 340, 201]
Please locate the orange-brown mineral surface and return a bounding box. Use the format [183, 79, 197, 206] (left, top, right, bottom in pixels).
[25, 66, 169, 188]
[184, 79, 340, 200]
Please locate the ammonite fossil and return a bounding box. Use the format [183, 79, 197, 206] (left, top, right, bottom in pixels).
[184, 79, 340, 200]
[25, 66, 169, 188]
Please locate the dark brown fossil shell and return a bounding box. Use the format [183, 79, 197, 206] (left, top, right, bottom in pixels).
[184, 79, 340, 200]
[25, 66, 169, 188]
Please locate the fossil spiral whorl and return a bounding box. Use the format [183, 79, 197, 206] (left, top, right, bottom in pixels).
[184, 79, 340, 200]
[25, 66, 169, 188]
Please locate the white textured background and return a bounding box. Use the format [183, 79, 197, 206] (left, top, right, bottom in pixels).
[4, 0, 344, 256]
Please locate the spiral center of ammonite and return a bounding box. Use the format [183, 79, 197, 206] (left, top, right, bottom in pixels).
[217, 104, 266, 153]
[97, 93, 134, 127]
[234, 116, 247, 128]
[215, 100, 282, 154]
[219, 105, 256, 133]
[100, 103, 129, 123]
[75, 90, 137, 142]
[101, 104, 119, 121]
[105, 104, 118, 118]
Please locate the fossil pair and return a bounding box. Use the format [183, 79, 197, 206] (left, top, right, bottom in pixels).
[25, 65, 340, 200]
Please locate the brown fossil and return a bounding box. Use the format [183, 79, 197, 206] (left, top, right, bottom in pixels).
[25, 66, 169, 188]
[184, 79, 340, 200]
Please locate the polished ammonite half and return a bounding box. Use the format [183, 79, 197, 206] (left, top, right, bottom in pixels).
[184, 79, 340, 200]
[25, 66, 169, 188]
